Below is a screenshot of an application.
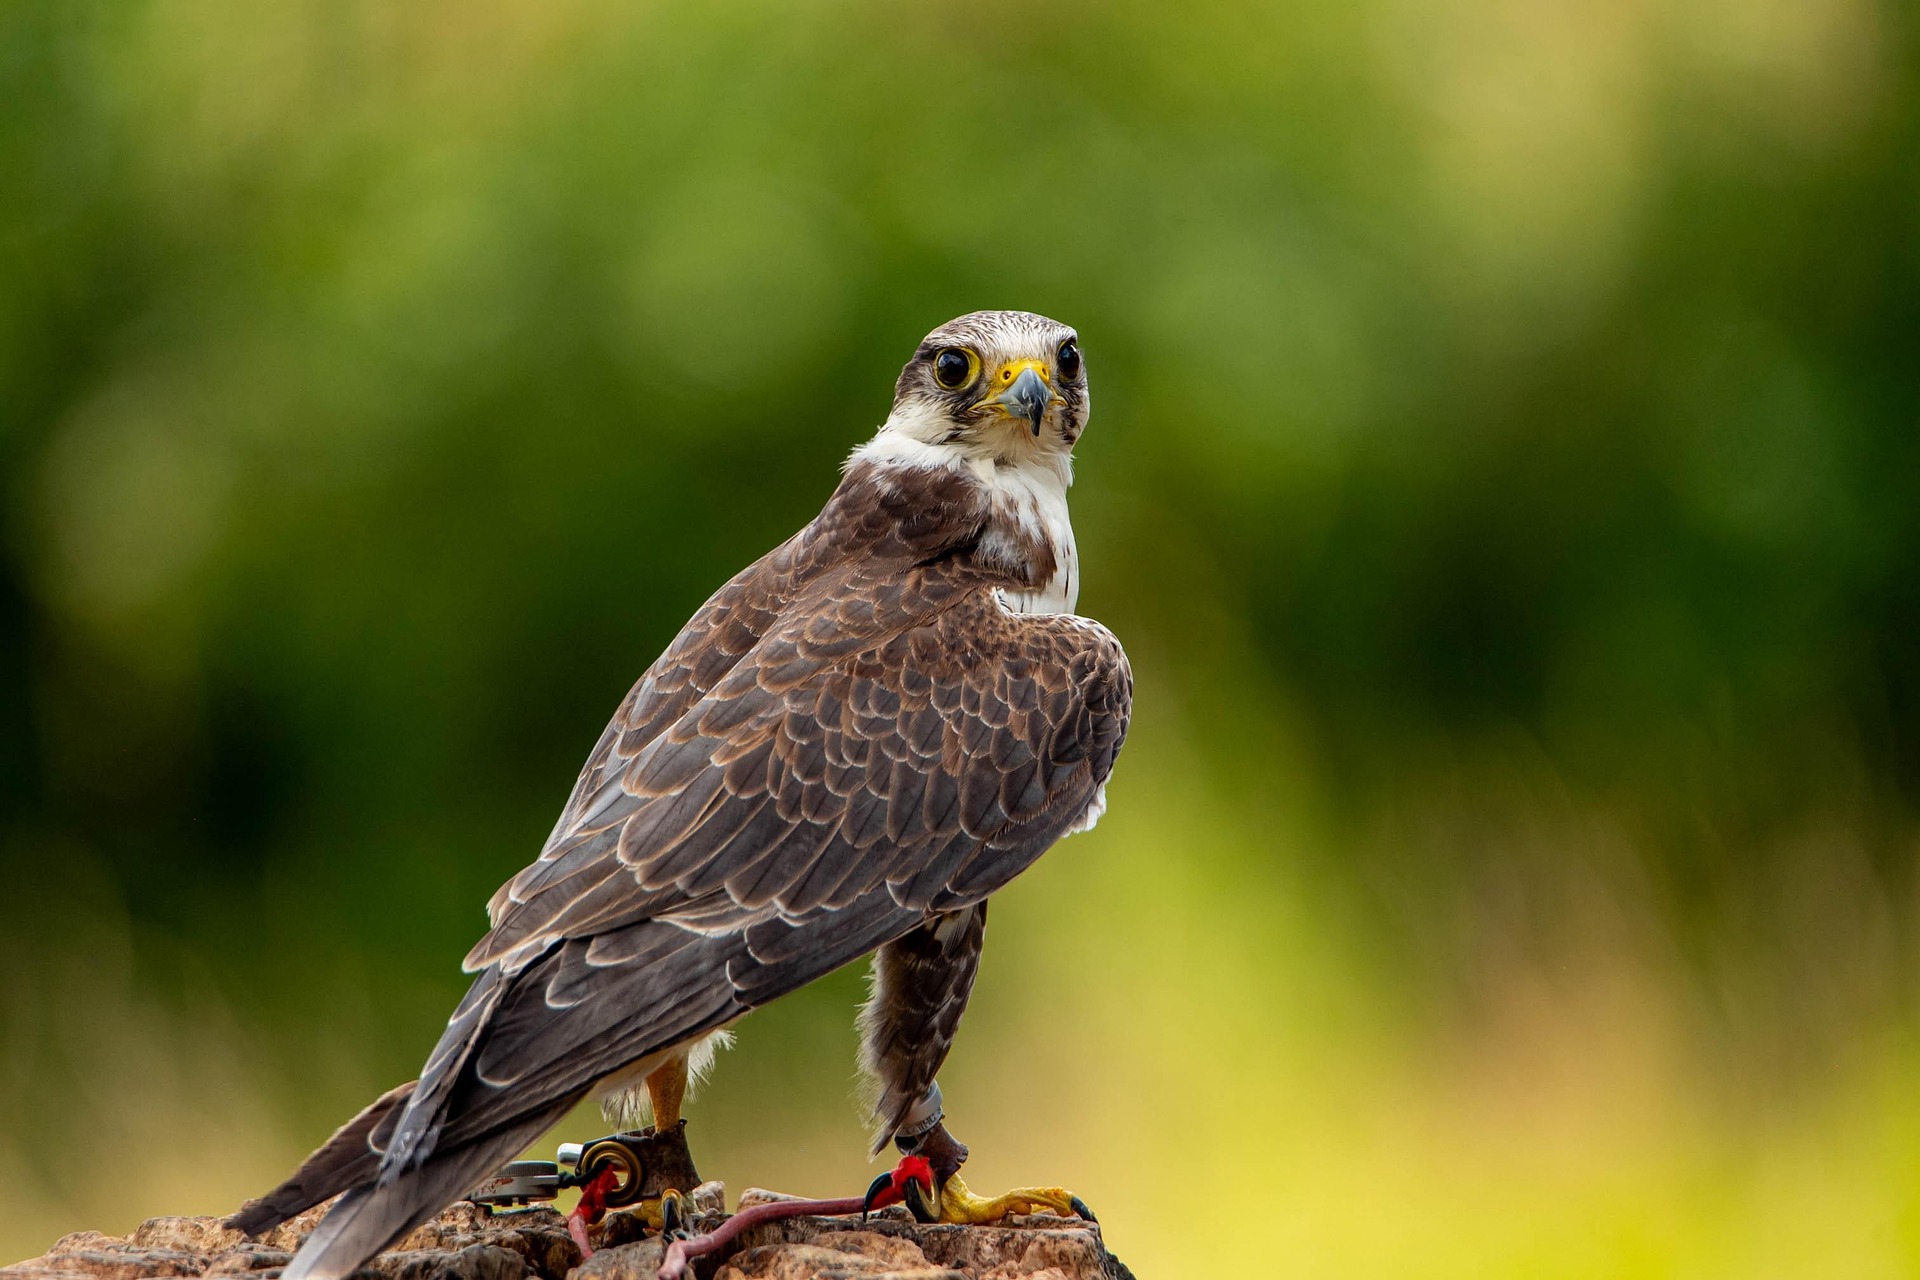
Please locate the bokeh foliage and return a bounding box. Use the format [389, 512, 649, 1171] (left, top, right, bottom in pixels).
[4, 0, 1920, 1274]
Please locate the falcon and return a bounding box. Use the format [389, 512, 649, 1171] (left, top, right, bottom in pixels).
[233, 310, 1133, 1279]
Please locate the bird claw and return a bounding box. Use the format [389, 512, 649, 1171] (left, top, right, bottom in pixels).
[904, 1177, 940, 1225]
[862, 1155, 935, 1223]
[638, 1189, 689, 1238]
[863, 1157, 1093, 1227]
[929, 1173, 1096, 1225]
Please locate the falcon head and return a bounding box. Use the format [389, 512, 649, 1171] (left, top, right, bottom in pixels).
[881, 310, 1089, 458]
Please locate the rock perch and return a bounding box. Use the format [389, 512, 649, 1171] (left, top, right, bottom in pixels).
[3, 1186, 1135, 1280]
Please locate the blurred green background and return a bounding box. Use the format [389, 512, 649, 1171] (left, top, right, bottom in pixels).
[5, 0, 1920, 1274]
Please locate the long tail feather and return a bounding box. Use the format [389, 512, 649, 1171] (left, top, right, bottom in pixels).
[381, 968, 509, 1178]
[279, 1100, 571, 1280]
[229, 1081, 417, 1237]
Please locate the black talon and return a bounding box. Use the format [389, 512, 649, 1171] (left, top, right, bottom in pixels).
[861, 1171, 895, 1224]
[902, 1177, 940, 1225]
[1068, 1195, 1096, 1223]
[658, 1191, 686, 1240]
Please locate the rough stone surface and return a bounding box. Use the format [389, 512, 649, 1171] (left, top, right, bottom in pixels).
[4, 1185, 1131, 1280]
[722, 1208, 1126, 1280]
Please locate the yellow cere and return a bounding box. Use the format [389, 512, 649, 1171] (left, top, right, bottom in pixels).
[992, 358, 1053, 388]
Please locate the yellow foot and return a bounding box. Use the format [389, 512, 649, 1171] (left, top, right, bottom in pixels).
[630, 1188, 687, 1235]
[932, 1172, 1094, 1225]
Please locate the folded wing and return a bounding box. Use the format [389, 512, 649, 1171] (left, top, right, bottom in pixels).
[392, 562, 1130, 1172]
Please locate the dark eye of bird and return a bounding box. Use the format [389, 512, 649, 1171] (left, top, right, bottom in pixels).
[1057, 340, 1081, 380]
[933, 348, 973, 389]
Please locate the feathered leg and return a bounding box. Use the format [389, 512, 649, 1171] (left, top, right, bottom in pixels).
[858, 902, 1092, 1226]
[857, 905, 985, 1153]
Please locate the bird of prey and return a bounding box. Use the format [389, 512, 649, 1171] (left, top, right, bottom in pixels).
[232, 310, 1132, 1279]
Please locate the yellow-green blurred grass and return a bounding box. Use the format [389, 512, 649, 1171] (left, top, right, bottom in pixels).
[8, 706, 1920, 1277]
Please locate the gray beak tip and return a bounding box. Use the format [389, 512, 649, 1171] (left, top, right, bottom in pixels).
[1000, 366, 1052, 437]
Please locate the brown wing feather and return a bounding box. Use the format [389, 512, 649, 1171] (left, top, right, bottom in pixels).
[480, 461, 988, 938]
[466, 570, 1129, 973]
[229, 1080, 416, 1234]
[379, 461, 1129, 1187]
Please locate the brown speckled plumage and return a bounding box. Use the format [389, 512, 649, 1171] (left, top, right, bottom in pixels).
[858, 903, 988, 1150]
[240, 311, 1130, 1280]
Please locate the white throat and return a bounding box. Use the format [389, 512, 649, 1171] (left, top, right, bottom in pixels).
[982, 454, 1079, 615]
[852, 409, 1081, 616]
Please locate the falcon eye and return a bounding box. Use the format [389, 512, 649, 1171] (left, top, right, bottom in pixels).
[933, 347, 976, 390]
[1056, 340, 1081, 380]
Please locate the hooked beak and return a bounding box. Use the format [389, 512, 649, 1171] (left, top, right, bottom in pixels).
[984, 363, 1056, 437]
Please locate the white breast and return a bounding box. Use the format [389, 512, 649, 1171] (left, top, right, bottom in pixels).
[985, 456, 1079, 616]
[849, 420, 1081, 616]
